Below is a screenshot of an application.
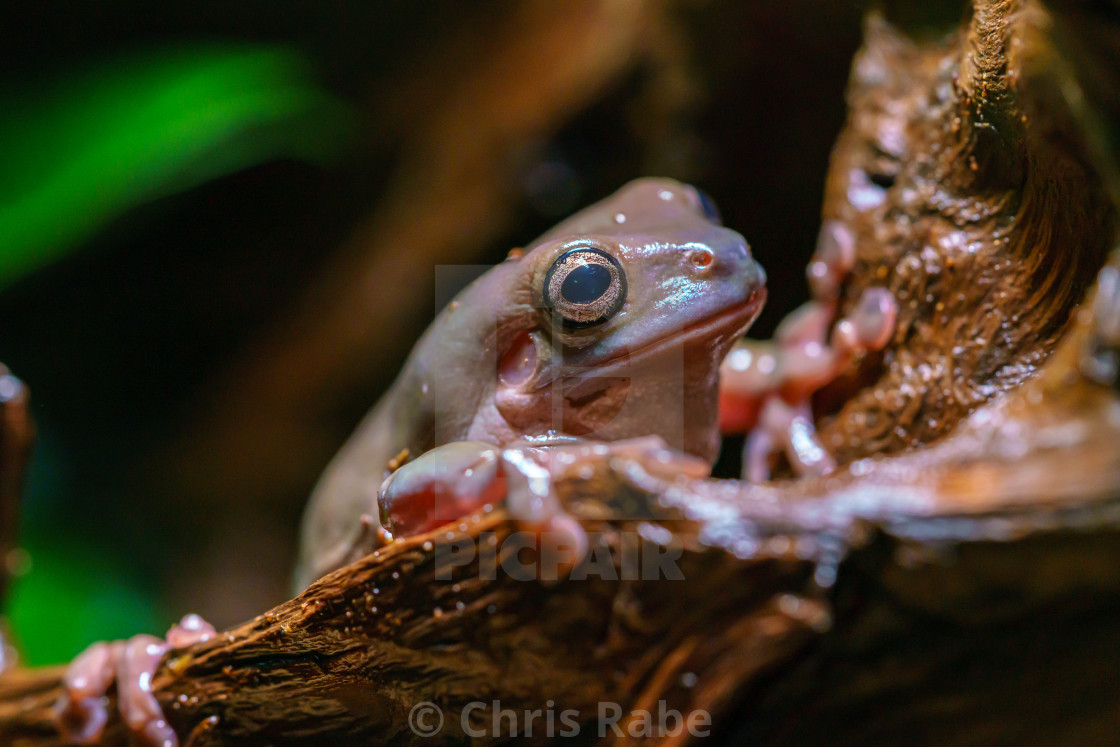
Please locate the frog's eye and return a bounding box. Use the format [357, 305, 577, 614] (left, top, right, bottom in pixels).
[695, 187, 722, 223]
[543, 247, 627, 327]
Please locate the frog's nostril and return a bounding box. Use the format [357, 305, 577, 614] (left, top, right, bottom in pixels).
[689, 247, 715, 270]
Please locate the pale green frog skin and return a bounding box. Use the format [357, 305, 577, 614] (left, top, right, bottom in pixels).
[294, 178, 766, 590]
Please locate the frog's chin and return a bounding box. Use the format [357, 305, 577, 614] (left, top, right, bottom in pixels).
[576, 288, 766, 381]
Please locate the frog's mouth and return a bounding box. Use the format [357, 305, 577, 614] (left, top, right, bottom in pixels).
[567, 288, 766, 382]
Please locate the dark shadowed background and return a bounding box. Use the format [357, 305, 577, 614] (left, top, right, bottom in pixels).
[0, 0, 864, 663]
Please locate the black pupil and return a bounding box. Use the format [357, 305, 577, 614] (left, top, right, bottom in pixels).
[561, 262, 611, 304]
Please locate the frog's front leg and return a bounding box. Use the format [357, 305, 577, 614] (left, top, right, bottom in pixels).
[377, 441, 507, 538]
[379, 438, 709, 570]
[55, 614, 217, 746]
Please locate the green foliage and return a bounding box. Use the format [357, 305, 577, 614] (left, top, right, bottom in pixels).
[0, 45, 351, 288]
[5, 537, 166, 665]
[2, 430, 169, 665]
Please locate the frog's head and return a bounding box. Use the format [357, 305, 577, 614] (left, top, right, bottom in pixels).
[446, 178, 765, 462]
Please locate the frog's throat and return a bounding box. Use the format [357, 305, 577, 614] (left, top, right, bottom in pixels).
[551, 288, 766, 385]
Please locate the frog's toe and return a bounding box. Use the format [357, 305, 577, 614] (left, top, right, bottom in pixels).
[165, 613, 217, 648]
[842, 287, 898, 351]
[718, 341, 780, 434]
[56, 640, 120, 744]
[767, 398, 836, 478]
[807, 220, 855, 298]
[55, 614, 216, 747]
[743, 428, 776, 483]
[379, 442, 506, 538]
[55, 634, 174, 747]
[117, 634, 174, 746]
[498, 446, 589, 577]
[498, 438, 712, 575]
[114, 613, 216, 747]
[774, 300, 834, 346]
[502, 438, 707, 521]
[741, 398, 837, 481]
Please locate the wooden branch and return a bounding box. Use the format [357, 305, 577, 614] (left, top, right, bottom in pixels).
[1, 276, 1118, 744]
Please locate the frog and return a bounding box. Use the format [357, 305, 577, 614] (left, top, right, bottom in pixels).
[297, 177, 767, 582]
[53, 177, 767, 747]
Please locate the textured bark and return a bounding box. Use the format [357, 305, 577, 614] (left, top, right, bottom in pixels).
[816, 0, 1116, 463]
[3, 0, 1120, 744]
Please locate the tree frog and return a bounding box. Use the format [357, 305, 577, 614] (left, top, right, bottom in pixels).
[296, 177, 767, 586]
[54, 178, 767, 747]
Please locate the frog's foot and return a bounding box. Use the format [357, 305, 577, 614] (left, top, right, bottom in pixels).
[777, 288, 897, 401]
[501, 437, 710, 566]
[378, 441, 506, 538]
[718, 296, 847, 434]
[736, 288, 897, 481]
[744, 399, 836, 482]
[378, 440, 585, 573]
[55, 614, 216, 747]
[719, 220, 876, 438]
[380, 438, 709, 575]
[806, 220, 856, 299]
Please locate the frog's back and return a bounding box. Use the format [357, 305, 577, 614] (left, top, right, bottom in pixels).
[293, 276, 502, 590]
[292, 375, 423, 590]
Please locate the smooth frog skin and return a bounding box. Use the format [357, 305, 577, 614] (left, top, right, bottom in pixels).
[294, 178, 766, 589]
[55, 178, 766, 747]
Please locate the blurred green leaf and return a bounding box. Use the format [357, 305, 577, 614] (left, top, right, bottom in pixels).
[2, 431, 168, 666]
[0, 45, 352, 287]
[4, 538, 166, 666]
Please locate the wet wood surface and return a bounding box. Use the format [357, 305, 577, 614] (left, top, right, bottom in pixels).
[2, 0, 1120, 743]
